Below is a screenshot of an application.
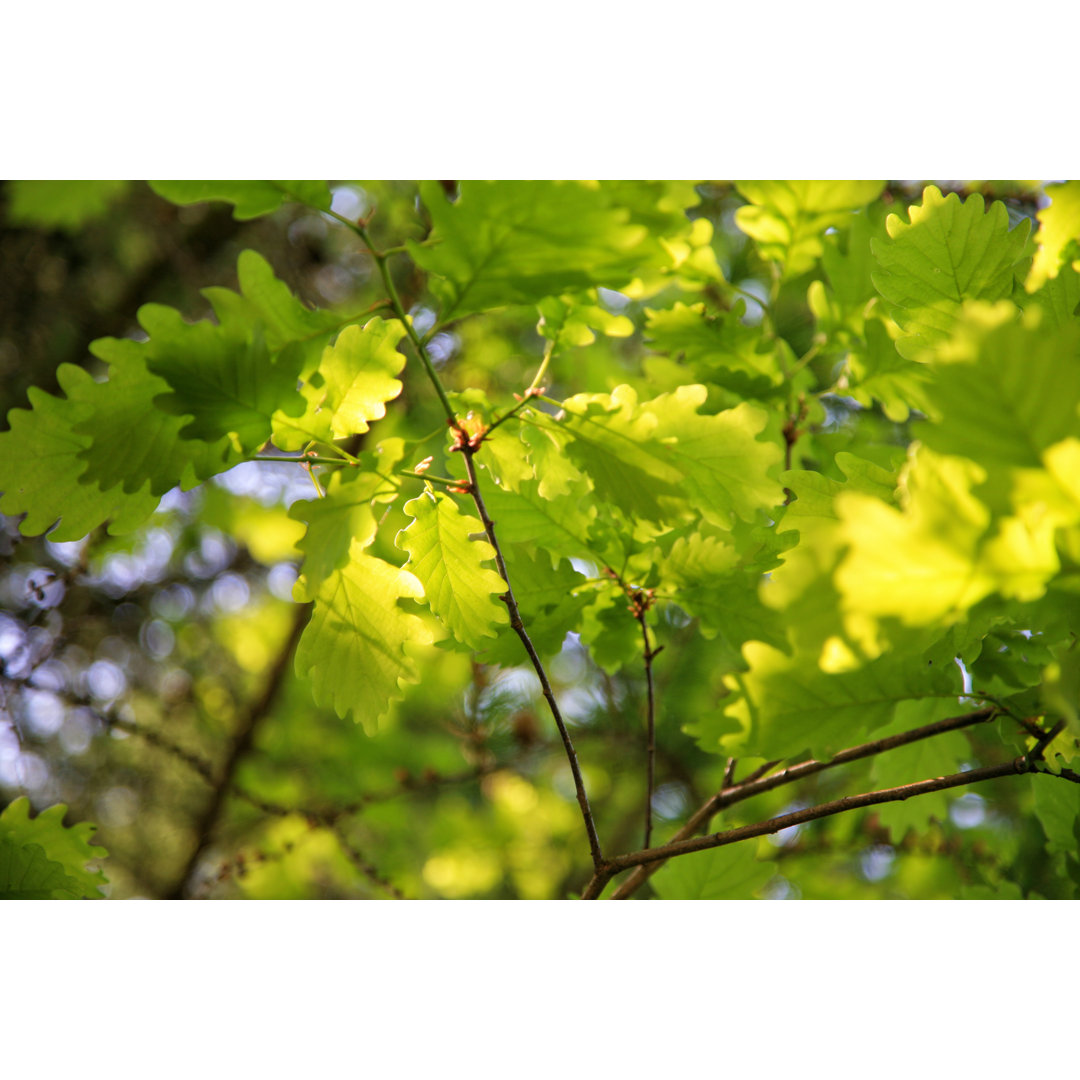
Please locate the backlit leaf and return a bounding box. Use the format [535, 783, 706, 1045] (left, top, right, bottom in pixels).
[735, 181, 885, 277]
[872, 185, 1031, 358]
[409, 181, 653, 321]
[295, 542, 433, 732]
[397, 488, 510, 650]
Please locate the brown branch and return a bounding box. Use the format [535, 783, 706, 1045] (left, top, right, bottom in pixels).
[165, 603, 309, 898]
[601, 706, 997, 899]
[638, 609, 658, 850]
[458, 446, 604, 869]
[582, 755, 1030, 898]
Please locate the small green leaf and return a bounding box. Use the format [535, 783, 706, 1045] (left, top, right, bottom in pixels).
[290, 440, 404, 602]
[645, 301, 784, 395]
[397, 489, 510, 650]
[279, 320, 407, 447]
[1032, 774, 1080, 856]
[0, 798, 108, 898]
[916, 302, 1080, 469]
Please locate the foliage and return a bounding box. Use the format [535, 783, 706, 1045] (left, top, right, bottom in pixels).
[2, 179, 1079, 900]
[0, 797, 107, 898]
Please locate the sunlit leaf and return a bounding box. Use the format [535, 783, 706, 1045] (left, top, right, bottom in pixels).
[397, 488, 510, 650]
[1027, 180, 1080, 290]
[735, 181, 885, 276]
[872, 185, 1031, 358]
[410, 181, 653, 321]
[295, 542, 433, 732]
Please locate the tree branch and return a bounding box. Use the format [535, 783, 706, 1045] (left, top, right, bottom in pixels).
[599, 706, 997, 899]
[582, 754, 1030, 898]
[165, 603, 309, 899]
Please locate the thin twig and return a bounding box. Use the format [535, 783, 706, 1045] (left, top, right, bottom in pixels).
[583, 754, 1031, 898]
[603, 706, 997, 899]
[638, 608, 658, 850]
[458, 446, 604, 869]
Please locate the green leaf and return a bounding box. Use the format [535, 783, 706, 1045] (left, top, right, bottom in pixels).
[0, 364, 161, 539]
[0, 797, 108, 898]
[397, 488, 510, 650]
[1024, 264, 1080, 330]
[645, 301, 784, 395]
[139, 305, 304, 452]
[872, 185, 1032, 359]
[295, 542, 433, 733]
[409, 181, 653, 321]
[641, 387, 784, 527]
[916, 302, 1080, 469]
[79, 337, 238, 495]
[537, 292, 634, 350]
[481, 549, 590, 664]
[477, 476, 597, 564]
[1032, 774, 1080, 856]
[0, 839, 83, 899]
[869, 700, 973, 840]
[552, 384, 783, 529]
[650, 842, 774, 899]
[735, 181, 885, 277]
[762, 452, 898, 653]
[836, 448, 1060, 637]
[149, 180, 331, 219]
[694, 642, 963, 761]
[81, 250, 352, 489]
[6, 180, 130, 230]
[290, 440, 404, 602]
[277, 319, 407, 448]
[844, 316, 933, 423]
[1028, 181, 1080, 290]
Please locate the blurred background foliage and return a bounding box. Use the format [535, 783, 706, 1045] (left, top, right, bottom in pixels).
[0, 179, 1070, 899]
